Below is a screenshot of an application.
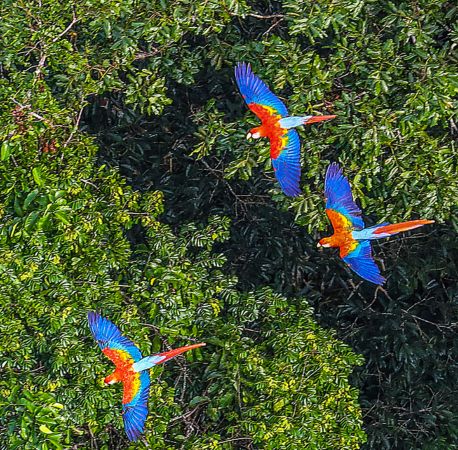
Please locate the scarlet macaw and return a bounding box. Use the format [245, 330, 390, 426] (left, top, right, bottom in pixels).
[87, 312, 205, 441]
[317, 163, 434, 285]
[234, 62, 336, 196]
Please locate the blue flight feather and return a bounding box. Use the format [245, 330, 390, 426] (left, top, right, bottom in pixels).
[271, 129, 301, 197]
[122, 371, 150, 441]
[325, 162, 365, 230]
[87, 312, 142, 362]
[234, 62, 289, 117]
[343, 241, 385, 285]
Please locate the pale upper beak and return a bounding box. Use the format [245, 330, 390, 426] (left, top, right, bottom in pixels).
[246, 132, 252, 139]
[316, 242, 322, 247]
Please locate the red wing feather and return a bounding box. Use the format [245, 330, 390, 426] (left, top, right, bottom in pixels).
[103, 348, 135, 368]
[326, 209, 354, 234]
[248, 103, 282, 124]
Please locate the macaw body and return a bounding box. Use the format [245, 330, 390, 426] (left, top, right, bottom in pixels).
[234, 62, 336, 197]
[318, 163, 434, 285]
[87, 312, 205, 441]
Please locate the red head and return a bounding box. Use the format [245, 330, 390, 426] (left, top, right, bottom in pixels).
[247, 126, 263, 139]
[104, 371, 121, 385]
[317, 237, 334, 248]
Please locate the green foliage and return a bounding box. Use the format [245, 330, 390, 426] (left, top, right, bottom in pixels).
[206, 293, 365, 449]
[0, 1, 366, 448]
[1, 0, 456, 448]
[190, 0, 458, 229]
[313, 227, 458, 450]
[69, 0, 457, 448]
[1, 389, 70, 449]
[0, 158, 365, 448]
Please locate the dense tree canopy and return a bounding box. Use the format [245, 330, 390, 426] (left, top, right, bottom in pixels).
[0, 0, 457, 449]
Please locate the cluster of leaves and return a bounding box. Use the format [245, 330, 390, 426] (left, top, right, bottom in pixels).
[195, 1, 457, 229]
[0, 0, 368, 449]
[73, 1, 458, 449]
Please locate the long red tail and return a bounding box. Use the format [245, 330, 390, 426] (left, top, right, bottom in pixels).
[373, 220, 434, 236]
[156, 342, 206, 364]
[306, 115, 336, 124]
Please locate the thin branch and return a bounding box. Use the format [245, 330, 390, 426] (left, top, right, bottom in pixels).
[11, 99, 53, 126]
[230, 12, 285, 19]
[51, 14, 79, 43]
[80, 178, 99, 190]
[263, 17, 284, 36]
[64, 105, 85, 147]
[401, 309, 455, 330]
[169, 405, 205, 424]
[134, 49, 160, 61]
[35, 53, 47, 76]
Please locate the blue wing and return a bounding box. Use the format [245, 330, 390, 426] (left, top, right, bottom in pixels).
[122, 371, 151, 441]
[325, 162, 365, 230]
[87, 312, 142, 363]
[271, 129, 301, 197]
[235, 62, 288, 117]
[343, 241, 385, 285]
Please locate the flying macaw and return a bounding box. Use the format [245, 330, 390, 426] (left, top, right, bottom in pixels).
[87, 312, 205, 441]
[317, 163, 434, 285]
[234, 62, 336, 197]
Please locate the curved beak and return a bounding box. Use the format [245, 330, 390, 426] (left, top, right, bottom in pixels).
[246, 132, 252, 140]
[306, 115, 337, 125]
[104, 374, 117, 385]
[316, 242, 322, 248]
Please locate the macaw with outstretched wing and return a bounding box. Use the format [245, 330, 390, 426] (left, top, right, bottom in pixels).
[87, 312, 205, 441]
[234, 62, 336, 196]
[317, 163, 434, 285]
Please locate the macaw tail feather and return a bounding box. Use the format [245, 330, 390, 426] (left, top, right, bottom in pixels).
[132, 355, 169, 372]
[156, 343, 206, 365]
[132, 343, 206, 372]
[373, 220, 434, 236]
[305, 115, 336, 124]
[279, 115, 336, 129]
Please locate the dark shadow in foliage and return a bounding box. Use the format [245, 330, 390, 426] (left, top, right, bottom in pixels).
[82, 42, 458, 450]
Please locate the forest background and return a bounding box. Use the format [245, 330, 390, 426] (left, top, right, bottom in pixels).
[0, 0, 457, 449]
